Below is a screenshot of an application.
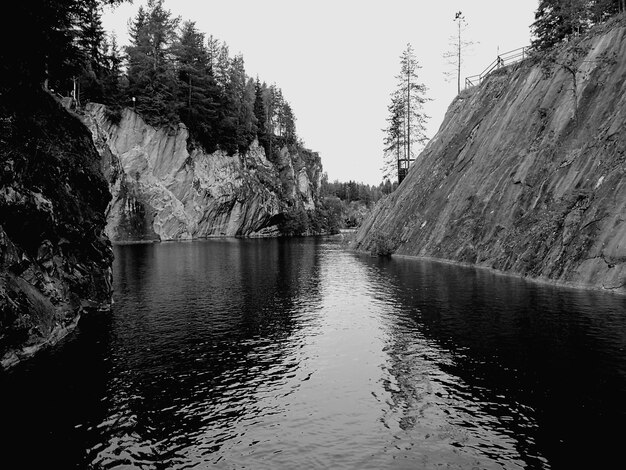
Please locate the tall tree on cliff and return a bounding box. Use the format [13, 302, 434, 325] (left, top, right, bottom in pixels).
[531, 0, 588, 50]
[101, 34, 123, 104]
[263, 84, 278, 158]
[213, 42, 232, 93]
[398, 44, 429, 163]
[220, 55, 256, 154]
[382, 44, 429, 183]
[75, 0, 108, 103]
[382, 91, 405, 181]
[171, 21, 220, 151]
[0, 0, 125, 99]
[253, 78, 267, 145]
[282, 102, 297, 145]
[443, 11, 475, 95]
[531, 0, 625, 51]
[126, 0, 180, 125]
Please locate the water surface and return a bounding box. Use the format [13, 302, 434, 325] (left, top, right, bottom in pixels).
[2, 237, 626, 469]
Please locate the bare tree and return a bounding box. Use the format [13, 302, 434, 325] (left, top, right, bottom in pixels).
[443, 11, 475, 94]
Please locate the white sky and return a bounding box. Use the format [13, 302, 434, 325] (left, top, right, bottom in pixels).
[103, 0, 538, 185]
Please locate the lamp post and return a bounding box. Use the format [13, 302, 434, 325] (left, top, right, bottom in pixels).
[132, 96, 136, 111]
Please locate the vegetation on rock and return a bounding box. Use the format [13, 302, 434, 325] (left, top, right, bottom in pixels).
[532, 0, 625, 50]
[354, 22, 626, 293]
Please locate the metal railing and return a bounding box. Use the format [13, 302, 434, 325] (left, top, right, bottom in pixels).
[464, 46, 529, 89]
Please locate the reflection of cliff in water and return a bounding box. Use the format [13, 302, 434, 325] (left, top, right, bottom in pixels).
[101, 238, 323, 465]
[359, 254, 626, 468]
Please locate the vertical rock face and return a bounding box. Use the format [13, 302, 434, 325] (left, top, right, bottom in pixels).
[84, 104, 323, 241]
[0, 92, 113, 368]
[354, 25, 626, 294]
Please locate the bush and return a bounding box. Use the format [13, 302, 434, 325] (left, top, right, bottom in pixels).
[278, 208, 309, 236]
[370, 232, 396, 257]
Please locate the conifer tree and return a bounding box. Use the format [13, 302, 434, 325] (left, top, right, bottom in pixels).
[253, 77, 267, 144]
[283, 102, 297, 145]
[75, 0, 108, 103]
[382, 91, 405, 181]
[263, 84, 278, 158]
[171, 21, 220, 151]
[382, 44, 429, 182]
[397, 44, 429, 163]
[206, 35, 221, 74]
[101, 34, 123, 105]
[126, 0, 179, 124]
[531, 0, 624, 51]
[1, 0, 125, 96]
[214, 43, 231, 93]
[274, 87, 286, 136]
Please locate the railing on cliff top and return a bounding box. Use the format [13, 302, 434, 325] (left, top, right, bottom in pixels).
[464, 46, 530, 89]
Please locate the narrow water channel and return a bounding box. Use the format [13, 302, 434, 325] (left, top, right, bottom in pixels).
[2, 237, 625, 469]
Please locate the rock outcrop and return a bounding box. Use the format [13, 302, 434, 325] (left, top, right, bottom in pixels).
[83, 104, 323, 241]
[354, 24, 626, 294]
[1, 91, 113, 368]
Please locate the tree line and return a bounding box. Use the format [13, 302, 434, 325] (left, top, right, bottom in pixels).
[321, 176, 390, 206]
[532, 0, 625, 50]
[2, 0, 299, 158]
[121, 0, 298, 155]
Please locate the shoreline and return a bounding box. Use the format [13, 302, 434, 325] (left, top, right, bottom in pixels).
[379, 251, 626, 297]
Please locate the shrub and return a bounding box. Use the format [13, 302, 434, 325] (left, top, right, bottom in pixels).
[370, 232, 396, 257]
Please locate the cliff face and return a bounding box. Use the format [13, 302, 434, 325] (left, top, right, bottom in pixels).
[354, 25, 626, 293]
[83, 104, 323, 241]
[0, 92, 113, 368]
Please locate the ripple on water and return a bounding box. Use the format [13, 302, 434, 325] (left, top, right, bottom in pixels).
[2, 238, 625, 469]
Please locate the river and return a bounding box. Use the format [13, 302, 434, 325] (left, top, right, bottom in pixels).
[2, 237, 626, 469]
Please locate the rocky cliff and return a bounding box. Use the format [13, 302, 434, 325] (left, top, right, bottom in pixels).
[83, 104, 323, 241]
[0, 91, 113, 368]
[354, 24, 626, 294]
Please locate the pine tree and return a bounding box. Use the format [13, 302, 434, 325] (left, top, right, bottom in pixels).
[171, 21, 220, 151]
[263, 84, 278, 158]
[101, 34, 123, 104]
[241, 76, 258, 151]
[75, 0, 108, 104]
[530, 0, 623, 51]
[218, 55, 256, 154]
[125, 0, 180, 125]
[1, 0, 126, 97]
[214, 43, 231, 93]
[398, 44, 429, 164]
[382, 91, 405, 181]
[206, 35, 221, 76]
[274, 88, 285, 137]
[383, 43, 429, 183]
[283, 102, 296, 145]
[253, 77, 267, 144]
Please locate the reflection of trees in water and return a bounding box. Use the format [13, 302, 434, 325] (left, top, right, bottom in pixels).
[95, 239, 324, 467]
[359, 254, 626, 469]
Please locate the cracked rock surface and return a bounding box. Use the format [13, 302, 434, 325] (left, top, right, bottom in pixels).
[82, 104, 322, 241]
[1, 91, 113, 368]
[354, 25, 626, 294]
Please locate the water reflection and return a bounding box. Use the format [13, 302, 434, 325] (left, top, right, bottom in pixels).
[94, 239, 324, 468]
[1, 238, 625, 469]
[367, 255, 626, 469]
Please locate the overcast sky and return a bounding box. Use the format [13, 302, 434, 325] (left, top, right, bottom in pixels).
[102, 0, 538, 185]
